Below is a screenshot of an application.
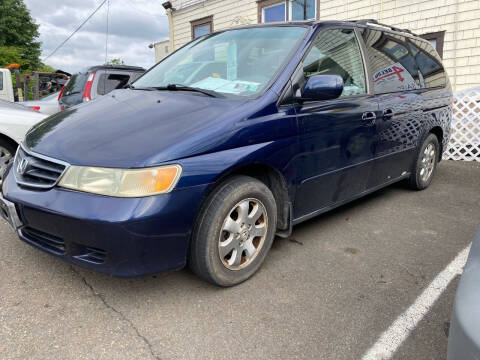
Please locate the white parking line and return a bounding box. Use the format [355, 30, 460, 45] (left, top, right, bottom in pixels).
[361, 245, 471, 360]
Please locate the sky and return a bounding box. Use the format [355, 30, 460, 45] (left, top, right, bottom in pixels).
[24, 0, 169, 73]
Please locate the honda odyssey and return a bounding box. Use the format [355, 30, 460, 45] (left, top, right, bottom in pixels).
[0, 20, 452, 286]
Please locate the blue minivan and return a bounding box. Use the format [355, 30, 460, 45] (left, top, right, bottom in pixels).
[0, 20, 452, 286]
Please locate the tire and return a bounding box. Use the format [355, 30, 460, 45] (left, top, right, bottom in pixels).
[0, 139, 17, 183]
[408, 133, 440, 190]
[189, 175, 277, 286]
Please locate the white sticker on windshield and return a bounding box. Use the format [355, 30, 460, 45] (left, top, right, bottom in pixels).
[192, 77, 231, 90]
[192, 77, 261, 94]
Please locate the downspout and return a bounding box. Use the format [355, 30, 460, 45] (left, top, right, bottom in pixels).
[166, 8, 175, 52]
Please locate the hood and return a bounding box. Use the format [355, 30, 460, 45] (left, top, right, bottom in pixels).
[25, 89, 249, 167]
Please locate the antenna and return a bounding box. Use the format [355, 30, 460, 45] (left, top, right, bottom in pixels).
[104, 0, 110, 94]
[104, 0, 110, 65]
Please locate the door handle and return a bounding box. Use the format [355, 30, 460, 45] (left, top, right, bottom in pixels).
[383, 108, 394, 120]
[361, 111, 376, 126]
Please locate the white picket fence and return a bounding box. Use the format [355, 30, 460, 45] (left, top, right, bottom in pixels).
[445, 86, 480, 161]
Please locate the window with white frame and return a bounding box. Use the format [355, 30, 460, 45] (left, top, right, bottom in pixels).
[260, 0, 316, 23]
[262, 2, 286, 23]
[290, 0, 316, 20]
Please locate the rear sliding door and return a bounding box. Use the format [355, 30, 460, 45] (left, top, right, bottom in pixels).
[359, 27, 424, 187]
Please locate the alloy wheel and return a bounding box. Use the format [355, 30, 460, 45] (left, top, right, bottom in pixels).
[0, 146, 13, 183]
[218, 198, 268, 270]
[420, 143, 436, 182]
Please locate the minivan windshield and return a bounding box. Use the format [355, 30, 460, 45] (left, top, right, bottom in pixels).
[134, 26, 307, 98]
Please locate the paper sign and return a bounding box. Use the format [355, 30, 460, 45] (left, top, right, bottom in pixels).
[373, 62, 419, 93]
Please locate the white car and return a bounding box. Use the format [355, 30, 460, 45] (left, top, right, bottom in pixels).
[0, 100, 47, 178]
[19, 91, 61, 115]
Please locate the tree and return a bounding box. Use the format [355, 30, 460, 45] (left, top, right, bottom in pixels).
[0, 46, 22, 66]
[107, 58, 125, 65]
[0, 0, 42, 71]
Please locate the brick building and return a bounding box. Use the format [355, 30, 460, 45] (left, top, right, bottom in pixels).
[164, 0, 480, 91]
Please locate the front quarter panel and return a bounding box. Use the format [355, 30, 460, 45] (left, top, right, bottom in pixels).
[176, 134, 299, 199]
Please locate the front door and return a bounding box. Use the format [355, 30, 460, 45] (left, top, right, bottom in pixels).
[293, 27, 378, 220]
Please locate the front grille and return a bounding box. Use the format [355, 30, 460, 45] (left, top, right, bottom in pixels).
[14, 146, 67, 189]
[21, 227, 66, 255]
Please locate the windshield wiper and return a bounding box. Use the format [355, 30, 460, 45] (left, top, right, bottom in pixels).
[154, 84, 221, 98]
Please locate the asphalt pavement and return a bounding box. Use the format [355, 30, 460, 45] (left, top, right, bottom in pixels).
[0, 160, 479, 360]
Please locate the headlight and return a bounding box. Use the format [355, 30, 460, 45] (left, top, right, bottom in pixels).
[58, 165, 182, 197]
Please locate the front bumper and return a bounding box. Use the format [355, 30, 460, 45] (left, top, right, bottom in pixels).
[447, 226, 480, 360]
[2, 168, 208, 277]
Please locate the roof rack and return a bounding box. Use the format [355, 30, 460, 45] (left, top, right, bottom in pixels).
[350, 19, 418, 36]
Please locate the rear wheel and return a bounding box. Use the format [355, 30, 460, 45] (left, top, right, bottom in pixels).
[189, 175, 277, 286]
[0, 139, 17, 184]
[408, 133, 439, 190]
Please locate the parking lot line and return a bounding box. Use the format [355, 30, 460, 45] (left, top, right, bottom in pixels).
[361, 245, 471, 360]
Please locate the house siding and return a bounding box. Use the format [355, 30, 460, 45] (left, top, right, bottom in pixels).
[169, 0, 480, 90]
[170, 0, 257, 49]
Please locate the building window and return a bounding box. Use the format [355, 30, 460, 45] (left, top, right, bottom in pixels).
[259, 0, 317, 23]
[290, 0, 316, 20]
[420, 31, 445, 58]
[191, 16, 213, 40]
[262, 2, 286, 22]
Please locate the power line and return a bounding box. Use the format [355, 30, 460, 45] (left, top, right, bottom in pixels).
[104, 0, 110, 64]
[43, 0, 108, 62]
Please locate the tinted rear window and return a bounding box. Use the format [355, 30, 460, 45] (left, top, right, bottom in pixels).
[408, 38, 446, 88]
[64, 73, 88, 96]
[97, 73, 131, 95]
[60, 73, 88, 106]
[361, 28, 446, 92]
[361, 28, 421, 94]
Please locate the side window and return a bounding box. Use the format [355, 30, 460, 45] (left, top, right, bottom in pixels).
[303, 28, 366, 97]
[362, 28, 420, 94]
[97, 73, 131, 95]
[0, 74, 3, 91]
[408, 39, 446, 88]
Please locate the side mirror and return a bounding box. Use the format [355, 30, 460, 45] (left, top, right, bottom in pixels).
[300, 74, 343, 101]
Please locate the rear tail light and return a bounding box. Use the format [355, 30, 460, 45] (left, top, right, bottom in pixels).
[58, 85, 66, 101]
[82, 72, 95, 102]
[29, 106, 40, 111]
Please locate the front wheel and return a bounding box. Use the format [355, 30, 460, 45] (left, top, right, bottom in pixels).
[0, 140, 17, 184]
[189, 175, 277, 286]
[408, 133, 440, 190]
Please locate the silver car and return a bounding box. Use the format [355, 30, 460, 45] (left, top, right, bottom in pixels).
[19, 91, 60, 115]
[0, 100, 47, 180]
[447, 227, 480, 359]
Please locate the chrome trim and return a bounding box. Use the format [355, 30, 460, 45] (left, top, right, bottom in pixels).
[0, 192, 23, 230]
[13, 143, 71, 189]
[354, 26, 372, 95]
